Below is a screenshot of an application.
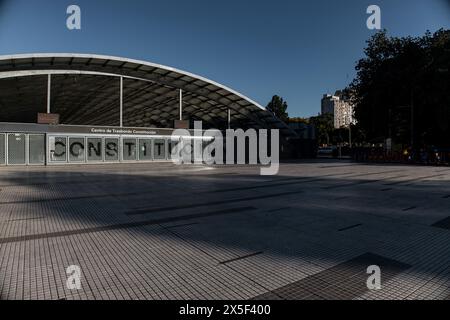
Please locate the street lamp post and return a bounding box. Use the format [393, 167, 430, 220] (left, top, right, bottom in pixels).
[349, 125, 352, 149]
[410, 89, 414, 147]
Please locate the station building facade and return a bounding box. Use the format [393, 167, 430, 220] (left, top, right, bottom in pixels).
[0, 54, 297, 166]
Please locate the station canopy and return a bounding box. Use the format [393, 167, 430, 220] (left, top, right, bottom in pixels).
[0, 54, 296, 136]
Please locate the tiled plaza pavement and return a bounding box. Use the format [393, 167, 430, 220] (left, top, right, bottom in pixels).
[0, 160, 450, 300]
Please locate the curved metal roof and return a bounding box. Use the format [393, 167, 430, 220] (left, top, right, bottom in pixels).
[0, 53, 296, 136]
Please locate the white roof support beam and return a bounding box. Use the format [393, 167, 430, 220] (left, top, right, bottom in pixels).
[120, 76, 124, 127]
[179, 89, 183, 121]
[47, 74, 51, 114]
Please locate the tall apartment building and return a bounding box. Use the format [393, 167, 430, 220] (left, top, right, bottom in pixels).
[321, 92, 355, 129]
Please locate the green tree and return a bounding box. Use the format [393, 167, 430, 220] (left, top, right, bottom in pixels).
[348, 29, 450, 147]
[266, 95, 289, 123]
[289, 117, 310, 124]
[310, 113, 334, 145]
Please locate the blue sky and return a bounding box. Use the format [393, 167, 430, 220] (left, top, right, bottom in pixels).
[0, 0, 449, 117]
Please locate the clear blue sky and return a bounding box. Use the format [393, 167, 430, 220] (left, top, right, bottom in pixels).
[0, 0, 449, 117]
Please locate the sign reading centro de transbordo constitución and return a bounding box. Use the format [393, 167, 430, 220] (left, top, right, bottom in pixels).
[0, 122, 182, 137]
[89, 127, 159, 135]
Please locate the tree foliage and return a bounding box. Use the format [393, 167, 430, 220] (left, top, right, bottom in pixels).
[266, 95, 289, 123]
[348, 29, 450, 147]
[289, 117, 310, 124]
[310, 113, 334, 145]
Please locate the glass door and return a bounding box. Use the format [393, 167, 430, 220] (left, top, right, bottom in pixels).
[138, 139, 152, 161]
[68, 137, 86, 162]
[122, 138, 137, 161]
[105, 138, 120, 162]
[87, 137, 103, 162]
[7, 133, 26, 165]
[48, 136, 68, 163]
[0, 133, 5, 165]
[29, 134, 46, 165]
[153, 139, 167, 160]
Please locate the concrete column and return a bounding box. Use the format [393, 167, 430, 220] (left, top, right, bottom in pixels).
[120, 76, 123, 127]
[47, 74, 51, 113]
[179, 89, 183, 121]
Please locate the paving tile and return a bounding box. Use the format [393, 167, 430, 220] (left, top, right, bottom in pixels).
[251, 253, 411, 300]
[0, 162, 449, 300]
[431, 216, 450, 230]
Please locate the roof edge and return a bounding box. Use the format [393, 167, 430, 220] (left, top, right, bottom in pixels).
[0, 53, 267, 111]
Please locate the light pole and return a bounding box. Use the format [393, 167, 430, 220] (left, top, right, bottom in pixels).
[349, 124, 352, 149]
[410, 89, 414, 147]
